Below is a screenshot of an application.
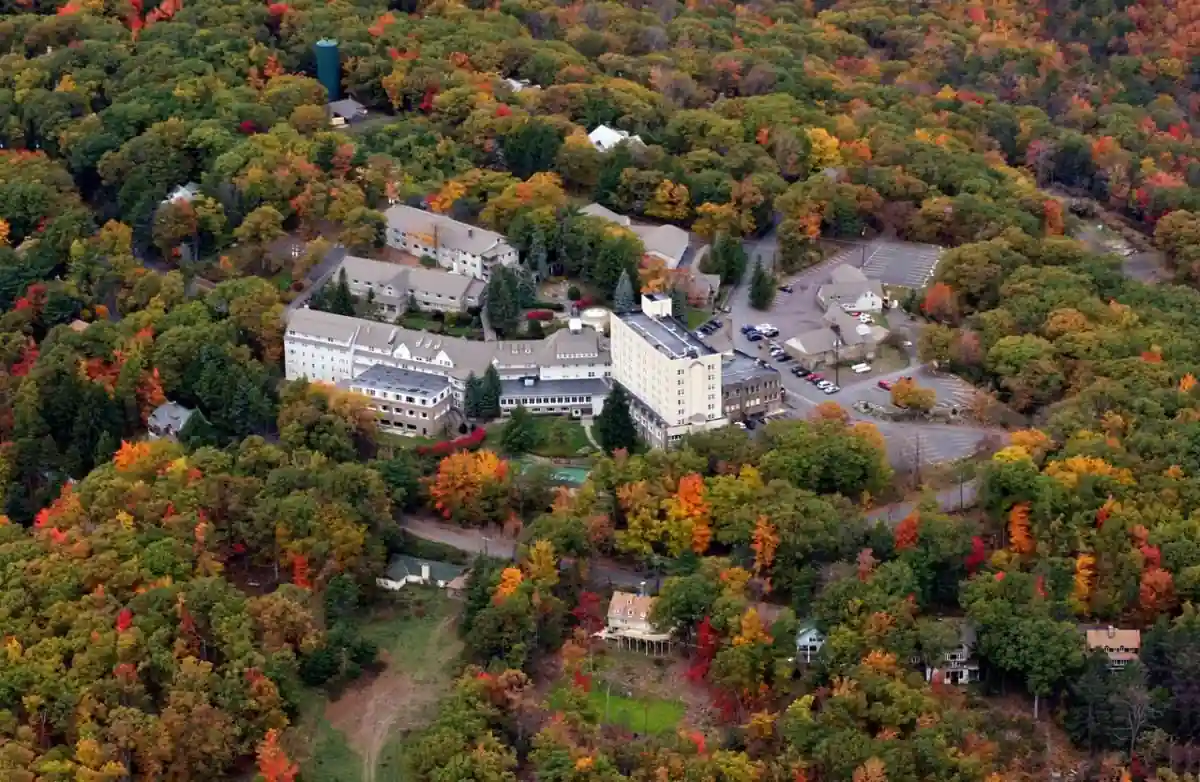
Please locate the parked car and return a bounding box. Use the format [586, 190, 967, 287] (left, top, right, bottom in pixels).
[778, 284, 794, 293]
[791, 366, 810, 377]
[823, 384, 841, 395]
[858, 313, 874, 324]
[734, 421, 747, 430]
[877, 379, 893, 390]
[757, 324, 779, 337]
[776, 353, 792, 362]
[746, 332, 764, 342]
[740, 324, 757, 334]
[809, 373, 825, 383]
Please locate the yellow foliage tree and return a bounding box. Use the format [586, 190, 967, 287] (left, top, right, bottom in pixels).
[853, 757, 888, 782]
[733, 608, 772, 646]
[495, 567, 524, 601]
[1182, 373, 1198, 393]
[1009, 429, 1052, 461]
[428, 180, 467, 214]
[525, 539, 558, 587]
[1072, 553, 1095, 613]
[0, 218, 9, 247]
[646, 179, 691, 221]
[1044, 456, 1134, 488]
[805, 127, 842, 170]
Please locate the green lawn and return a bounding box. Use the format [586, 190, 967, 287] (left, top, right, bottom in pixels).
[685, 306, 711, 329]
[550, 684, 685, 735]
[398, 313, 483, 340]
[529, 416, 594, 457]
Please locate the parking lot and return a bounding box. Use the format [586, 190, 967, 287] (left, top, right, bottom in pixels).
[859, 239, 942, 288]
[723, 238, 998, 468]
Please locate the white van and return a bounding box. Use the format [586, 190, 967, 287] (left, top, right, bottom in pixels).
[851, 363, 872, 374]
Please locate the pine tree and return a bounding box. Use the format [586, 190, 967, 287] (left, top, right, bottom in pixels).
[485, 267, 520, 335]
[613, 268, 635, 313]
[748, 261, 776, 311]
[596, 383, 639, 452]
[500, 405, 539, 453]
[464, 372, 483, 419]
[328, 268, 356, 316]
[670, 286, 687, 319]
[480, 365, 503, 420]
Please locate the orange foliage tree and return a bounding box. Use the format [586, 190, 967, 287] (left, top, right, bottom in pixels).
[427, 450, 510, 525]
[663, 473, 712, 555]
[921, 282, 959, 323]
[1008, 502, 1034, 554]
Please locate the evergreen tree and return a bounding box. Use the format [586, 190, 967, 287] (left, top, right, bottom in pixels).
[178, 408, 220, 448]
[480, 365, 503, 420]
[705, 233, 748, 286]
[485, 267, 520, 335]
[670, 286, 687, 319]
[613, 268, 636, 314]
[595, 383, 639, 453]
[527, 224, 549, 281]
[328, 268, 357, 316]
[748, 261, 776, 311]
[514, 266, 537, 307]
[464, 372, 483, 419]
[500, 405, 539, 454]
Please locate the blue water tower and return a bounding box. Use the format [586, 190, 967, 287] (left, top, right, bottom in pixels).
[314, 38, 340, 101]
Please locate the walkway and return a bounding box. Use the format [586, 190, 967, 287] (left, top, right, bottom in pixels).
[580, 416, 601, 449]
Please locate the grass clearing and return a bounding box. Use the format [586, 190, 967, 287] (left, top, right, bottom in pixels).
[297, 590, 462, 782]
[528, 416, 594, 457]
[549, 684, 685, 735]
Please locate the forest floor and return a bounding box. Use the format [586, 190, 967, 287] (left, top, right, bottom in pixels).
[299, 590, 462, 782]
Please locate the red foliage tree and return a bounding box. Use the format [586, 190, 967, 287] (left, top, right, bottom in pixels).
[687, 617, 718, 683]
[893, 510, 919, 550]
[116, 608, 133, 633]
[965, 535, 986, 571]
[256, 729, 298, 782]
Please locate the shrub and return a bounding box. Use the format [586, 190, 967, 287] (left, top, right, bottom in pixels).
[419, 255, 437, 268]
[526, 310, 554, 321]
[567, 285, 581, 300]
[533, 299, 565, 311]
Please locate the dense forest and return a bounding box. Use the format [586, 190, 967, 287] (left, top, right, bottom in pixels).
[6, 0, 1200, 779]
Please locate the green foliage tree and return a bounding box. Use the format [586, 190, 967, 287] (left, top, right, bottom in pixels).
[595, 383, 639, 453]
[464, 372, 484, 419]
[612, 269, 635, 314]
[327, 268, 357, 316]
[500, 405, 539, 454]
[486, 267, 521, 336]
[481, 365, 503, 420]
[748, 261, 776, 311]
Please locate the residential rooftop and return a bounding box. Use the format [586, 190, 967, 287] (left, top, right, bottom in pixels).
[349, 364, 451, 396]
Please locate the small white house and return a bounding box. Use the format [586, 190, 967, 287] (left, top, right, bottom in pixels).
[163, 182, 201, 205]
[795, 624, 826, 664]
[816, 264, 885, 314]
[147, 401, 196, 441]
[588, 124, 643, 152]
[925, 620, 981, 685]
[377, 555, 469, 594]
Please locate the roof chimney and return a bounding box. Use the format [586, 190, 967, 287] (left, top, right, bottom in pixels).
[569, 317, 582, 333]
[638, 580, 646, 597]
[1107, 625, 1116, 638]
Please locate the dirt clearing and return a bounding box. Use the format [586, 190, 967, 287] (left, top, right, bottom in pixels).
[324, 594, 462, 782]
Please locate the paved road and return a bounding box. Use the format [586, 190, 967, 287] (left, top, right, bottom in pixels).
[285, 244, 346, 314]
[403, 516, 651, 588]
[866, 478, 980, 523]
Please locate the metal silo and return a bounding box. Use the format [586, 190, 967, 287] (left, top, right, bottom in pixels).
[314, 38, 340, 101]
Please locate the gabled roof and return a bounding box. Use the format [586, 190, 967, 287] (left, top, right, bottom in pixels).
[786, 329, 838, 355]
[608, 591, 655, 619]
[633, 223, 690, 266]
[588, 124, 643, 151]
[286, 309, 608, 380]
[385, 555, 467, 584]
[580, 202, 631, 226]
[148, 401, 196, 433]
[1085, 626, 1141, 654]
[385, 205, 513, 257]
[829, 264, 868, 284]
[327, 98, 366, 119]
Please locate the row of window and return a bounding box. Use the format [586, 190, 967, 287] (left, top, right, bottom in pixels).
[502, 394, 594, 406]
[374, 406, 435, 419]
